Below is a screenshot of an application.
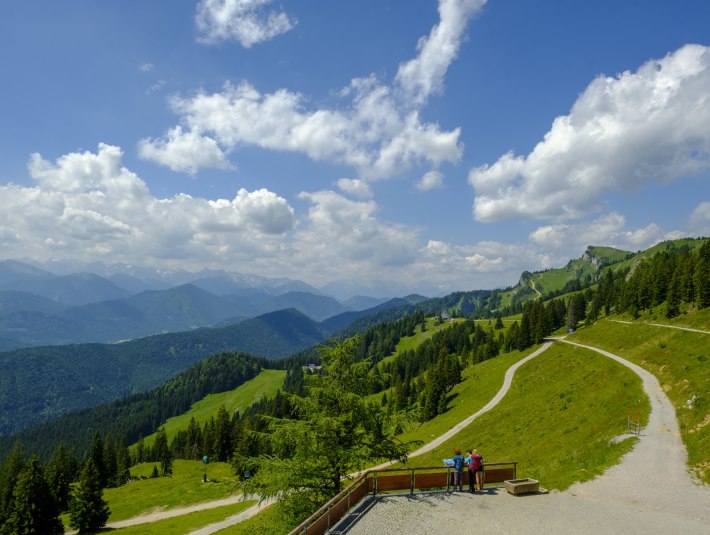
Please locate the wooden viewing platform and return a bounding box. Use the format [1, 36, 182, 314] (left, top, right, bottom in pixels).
[289, 462, 518, 535]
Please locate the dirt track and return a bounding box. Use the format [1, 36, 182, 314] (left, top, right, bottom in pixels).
[108, 332, 710, 534]
[346, 338, 710, 534]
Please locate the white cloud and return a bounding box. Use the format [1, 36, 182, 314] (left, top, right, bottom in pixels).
[144, 0, 483, 178]
[469, 44, 710, 223]
[336, 178, 372, 199]
[277, 190, 424, 286]
[145, 80, 462, 180]
[416, 170, 444, 191]
[138, 126, 231, 174]
[195, 0, 295, 47]
[395, 0, 487, 105]
[0, 144, 295, 269]
[139, 62, 154, 72]
[689, 201, 710, 236]
[529, 212, 673, 255]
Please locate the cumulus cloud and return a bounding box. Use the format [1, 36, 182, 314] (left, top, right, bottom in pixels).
[142, 0, 484, 179]
[294, 191, 419, 269]
[415, 239, 547, 290]
[139, 80, 462, 179]
[469, 44, 710, 222]
[395, 0, 487, 105]
[689, 201, 710, 236]
[416, 170, 444, 191]
[528, 212, 673, 255]
[0, 144, 295, 269]
[195, 0, 295, 47]
[336, 178, 372, 199]
[137, 126, 231, 174]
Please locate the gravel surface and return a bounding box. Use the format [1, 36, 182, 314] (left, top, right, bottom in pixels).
[345, 339, 710, 535]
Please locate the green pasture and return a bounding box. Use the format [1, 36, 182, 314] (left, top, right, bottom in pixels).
[394, 348, 534, 448]
[105, 460, 240, 522]
[570, 309, 710, 483]
[379, 317, 462, 365]
[136, 369, 286, 449]
[406, 342, 650, 490]
[111, 500, 256, 534]
[219, 503, 285, 534]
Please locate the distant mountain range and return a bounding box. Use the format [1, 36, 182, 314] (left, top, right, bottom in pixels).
[0, 307, 330, 435]
[0, 260, 408, 351]
[2, 238, 706, 437]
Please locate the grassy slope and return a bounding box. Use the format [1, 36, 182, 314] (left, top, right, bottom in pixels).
[104, 305, 709, 533]
[569, 308, 710, 483]
[105, 460, 241, 522]
[408, 342, 649, 490]
[395, 348, 532, 447]
[111, 501, 256, 534]
[381, 317, 462, 363]
[137, 369, 286, 449]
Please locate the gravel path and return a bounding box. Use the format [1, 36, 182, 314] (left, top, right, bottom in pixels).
[367, 342, 553, 471]
[346, 339, 710, 535]
[185, 497, 276, 535]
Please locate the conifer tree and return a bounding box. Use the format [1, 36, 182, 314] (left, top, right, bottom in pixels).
[103, 433, 118, 488]
[115, 439, 131, 487]
[6, 456, 63, 535]
[68, 458, 110, 534]
[88, 432, 107, 488]
[45, 443, 77, 512]
[215, 406, 234, 462]
[695, 240, 710, 309]
[239, 337, 410, 521]
[134, 435, 146, 465]
[152, 428, 172, 476]
[186, 417, 203, 461]
[0, 441, 24, 529]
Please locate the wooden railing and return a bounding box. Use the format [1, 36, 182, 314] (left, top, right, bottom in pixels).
[289, 462, 518, 535]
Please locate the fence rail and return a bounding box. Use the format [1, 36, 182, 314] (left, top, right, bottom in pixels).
[289, 461, 518, 535]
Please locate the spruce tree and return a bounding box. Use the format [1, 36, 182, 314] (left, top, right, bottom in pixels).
[114, 439, 131, 487]
[45, 443, 77, 513]
[695, 240, 710, 309]
[153, 428, 172, 476]
[68, 458, 110, 534]
[88, 432, 107, 488]
[0, 441, 24, 529]
[6, 456, 63, 535]
[103, 434, 118, 488]
[215, 406, 233, 462]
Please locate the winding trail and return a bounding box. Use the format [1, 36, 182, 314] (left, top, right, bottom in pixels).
[109, 326, 710, 534]
[369, 341, 553, 469]
[347, 338, 710, 535]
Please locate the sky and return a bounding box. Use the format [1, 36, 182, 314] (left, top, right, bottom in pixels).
[1, 0, 709, 297]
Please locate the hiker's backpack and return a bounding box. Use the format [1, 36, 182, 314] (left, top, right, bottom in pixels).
[472, 454, 482, 470]
[454, 455, 464, 471]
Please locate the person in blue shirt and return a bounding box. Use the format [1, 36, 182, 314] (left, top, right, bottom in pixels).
[452, 448, 465, 491]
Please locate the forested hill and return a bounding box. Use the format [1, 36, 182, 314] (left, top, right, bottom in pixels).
[0, 308, 328, 435]
[0, 352, 266, 462]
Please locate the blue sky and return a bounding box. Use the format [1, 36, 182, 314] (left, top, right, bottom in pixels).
[1, 0, 709, 297]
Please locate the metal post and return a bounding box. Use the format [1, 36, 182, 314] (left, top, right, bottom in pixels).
[411, 468, 415, 495]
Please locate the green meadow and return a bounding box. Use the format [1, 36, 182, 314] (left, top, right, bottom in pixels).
[408, 342, 649, 490]
[137, 369, 286, 449]
[110, 500, 256, 534]
[569, 309, 710, 483]
[395, 348, 533, 447]
[105, 460, 241, 522]
[101, 308, 709, 534]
